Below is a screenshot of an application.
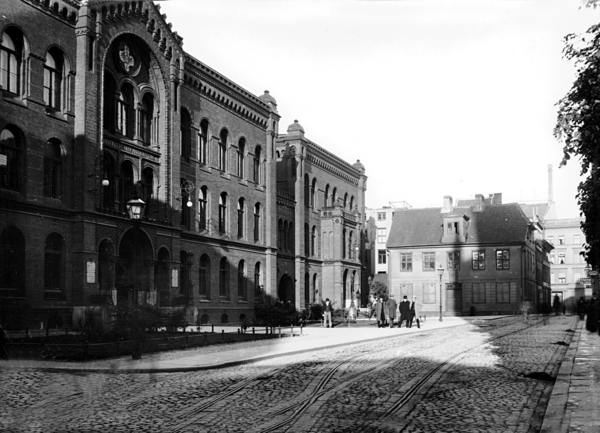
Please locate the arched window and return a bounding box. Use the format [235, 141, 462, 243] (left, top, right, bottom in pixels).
[237, 138, 245, 178]
[324, 184, 330, 207]
[277, 219, 283, 249]
[103, 71, 117, 131]
[311, 178, 317, 208]
[140, 93, 154, 146]
[304, 223, 310, 256]
[311, 226, 317, 257]
[44, 233, 65, 299]
[119, 161, 134, 213]
[254, 203, 261, 242]
[116, 83, 134, 138]
[0, 226, 25, 296]
[283, 221, 288, 251]
[342, 228, 347, 259]
[254, 262, 261, 298]
[238, 259, 246, 299]
[219, 257, 229, 298]
[155, 248, 170, 306]
[237, 198, 245, 239]
[101, 152, 116, 209]
[304, 272, 310, 307]
[219, 192, 227, 234]
[332, 188, 337, 206]
[0, 28, 23, 95]
[218, 129, 227, 172]
[349, 231, 354, 260]
[304, 174, 310, 207]
[141, 167, 153, 217]
[344, 193, 348, 209]
[181, 109, 192, 160]
[253, 146, 262, 184]
[44, 139, 63, 199]
[43, 48, 64, 109]
[0, 128, 22, 192]
[179, 251, 190, 296]
[199, 119, 208, 165]
[199, 254, 211, 298]
[199, 186, 208, 231]
[350, 196, 355, 211]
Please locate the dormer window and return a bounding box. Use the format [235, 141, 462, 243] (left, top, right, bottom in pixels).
[442, 213, 469, 243]
[447, 222, 458, 234]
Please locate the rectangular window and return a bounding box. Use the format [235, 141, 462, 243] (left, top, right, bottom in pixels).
[472, 251, 485, 270]
[496, 249, 510, 269]
[574, 272, 581, 282]
[218, 142, 226, 171]
[377, 228, 386, 244]
[559, 272, 566, 284]
[558, 252, 566, 265]
[424, 283, 436, 304]
[378, 250, 387, 264]
[574, 234, 580, 245]
[496, 282, 510, 303]
[377, 212, 386, 220]
[558, 235, 564, 245]
[447, 251, 460, 270]
[472, 282, 486, 304]
[422, 252, 435, 271]
[400, 253, 412, 271]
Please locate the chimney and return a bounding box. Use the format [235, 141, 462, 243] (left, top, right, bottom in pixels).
[442, 195, 453, 213]
[548, 164, 554, 205]
[474, 194, 485, 211]
[490, 193, 502, 205]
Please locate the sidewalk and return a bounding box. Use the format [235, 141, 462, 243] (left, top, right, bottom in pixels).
[1, 316, 481, 373]
[541, 318, 600, 433]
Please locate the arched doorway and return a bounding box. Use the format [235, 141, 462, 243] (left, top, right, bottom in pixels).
[116, 228, 153, 305]
[278, 274, 295, 307]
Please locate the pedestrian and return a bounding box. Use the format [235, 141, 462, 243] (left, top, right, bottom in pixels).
[399, 295, 411, 328]
[577, 296, 587, 320]
[408, 295, 421, 329]
[323, 298, 334, 328]
[553, 294, 561, 316]
[386, 294, 398, 328]
[374, 296, 389, 328]
[585, 293, 600, 333]
[0, 319, 9, 360]
[369, 296, 377, 320]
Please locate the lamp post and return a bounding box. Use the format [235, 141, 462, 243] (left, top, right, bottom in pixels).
[126, 193, 145, 360]
[437, 264, 445, 322]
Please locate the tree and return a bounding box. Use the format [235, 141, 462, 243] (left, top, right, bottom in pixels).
[555, 21, 600, 268]
[370, 280, 389, 300]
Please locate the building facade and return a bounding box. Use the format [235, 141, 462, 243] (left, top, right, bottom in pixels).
[0, 0, 366, 329]
[386, 195, 553, 316]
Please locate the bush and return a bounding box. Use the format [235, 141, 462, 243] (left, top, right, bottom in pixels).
[370, 281, 389, 300]
[254, 302, 300, 327]
[165, 308, 188, 332]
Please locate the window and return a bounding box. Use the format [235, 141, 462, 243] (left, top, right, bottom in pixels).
[116, 83, 134, 138]
[0, 128, 21, 192]
[558, 235, 564, 245]
[377, 228, 386, 244]
[44, 139, 62, 198]
[550, 273, 555, 284]
[400, 253, 412, 271]
[423, 252, 435, 271]
[219, 257, 229, 298]
[447, 251, 460, 270]
[199, 254, 210, 297]
[219, 192, 227, 234]
[496, 249, 510, 270]
[304, 175, 310, 207]
[0, 226, 25, 295]
[311, 226, 316, 256]
[254, 262, 262, 298]
[254, 204, 261, 242]
[547, 236, 554, 245]
[558, 252, 566, 265]
[237, 260, 246, 299]
[237, 138, 245, 178]
[305, 223, 310, 257]
[237, 198, 245, 238]
[43, 49, 63, 110]
[332, 188, 337, 206]
[278, 219, 283, 250]
[424, 283, 436, 304]
[44, 233, 64, 299]
[181, 109, 192, 160]
[311, 178, 317, 208]
[549, 253, 555, 264]
[218, 129, 227, 171]
[199, 120, 208, 164]
[447, 222, 459, 234]
[496, 282, 510, 303]
[472, 282, 485, 304]
[254, 146, 262, 184]
[378, 249, 387, 264]
[472, 251, 485, 270]
[558, 272, 566, 284]
[574, 234, 581, 245]
[324, 184, 330, 207]
[140, 93, 154, 146]
[199, 186, 208, 231]
[0, 29, 22, 94]
[377, 212, 386, 221]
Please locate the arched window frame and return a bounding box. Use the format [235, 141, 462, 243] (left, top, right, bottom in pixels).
[311, 225, 317, 257]
[311, 178, 317, 209]
[237, 259, 246, 300]
[199, 119, 208, 165]
[139, 92, 155, 146]
[219, 257, 229, 298]
[199, 254, 211, 298]
[44, 138, 63, 199]
[253, 146, 262, 185]
[254, 262, 262, 298]
[0, 28, 24, 95]
[218, 192, 228, 234]
[237, 138, 245, 179]
[253, 203, 261, 242]
[199, 186, 208, 232]
[181, 109, 192, 160]
[218, 129, 228, 172]
[304, 223, 310, 257]
[0, 127, 22, 192]
[237, 198, 245, 239]
[116, 82, 134, 138]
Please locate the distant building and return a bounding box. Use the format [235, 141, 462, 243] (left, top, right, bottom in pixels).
[387, 195, 553, 316]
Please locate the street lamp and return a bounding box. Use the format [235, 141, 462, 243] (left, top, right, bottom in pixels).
[126, 196, 146, 220]
[126, 191, 145, 360]
[437, 264, 445, 322]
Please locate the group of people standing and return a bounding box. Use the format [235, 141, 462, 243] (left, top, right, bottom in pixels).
[371, 294, 421, 328]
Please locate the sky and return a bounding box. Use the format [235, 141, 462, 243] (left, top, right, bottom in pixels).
[159, 0, 600, 219]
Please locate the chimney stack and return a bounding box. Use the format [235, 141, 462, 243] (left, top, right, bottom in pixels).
[474, 194, 485, 211]
[442, 195, 453, 213]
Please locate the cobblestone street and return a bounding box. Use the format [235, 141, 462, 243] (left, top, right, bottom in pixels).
[0, 316, 577, 433]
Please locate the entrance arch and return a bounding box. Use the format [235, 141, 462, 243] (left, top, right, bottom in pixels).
[116, 228, 153, 304]
[278, 274, 295, 307]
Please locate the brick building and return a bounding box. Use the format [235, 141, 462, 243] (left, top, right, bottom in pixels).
[386, 195, 553, 316]
[0, 0, 366, 329]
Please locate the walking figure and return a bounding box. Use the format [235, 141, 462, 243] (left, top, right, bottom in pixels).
[553, 294, 561, 316]
[323, 298, 334, 328]
[386, 294, 398, 328]
[399, 295, 411, 328]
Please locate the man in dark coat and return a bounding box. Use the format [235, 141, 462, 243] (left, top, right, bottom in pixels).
[586, 294, 600, 333]
[399, 295, 411, 328]
[577, 297, 587, 320]
[386, 294, 398, 327]
[374, 296, 389, 328]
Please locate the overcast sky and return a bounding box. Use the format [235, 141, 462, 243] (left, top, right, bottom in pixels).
[159, 0, 600, 218]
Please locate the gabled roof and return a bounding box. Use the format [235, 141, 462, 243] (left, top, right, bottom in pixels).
[387, 203, 530, 248]
[519, 203, 551, 222]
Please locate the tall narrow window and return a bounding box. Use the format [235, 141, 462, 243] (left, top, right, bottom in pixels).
[219, 257, 229, 298]
[237, 198, 245, 238]
[0, 128, 21, 192]
[140, 93, 154, 146]
[44, 139, 62, 198]
[324, 184, 330, 207]
[44, 50, 63, 109]
[311, 179, 317, 208]
[141, 167, 153, 217]
[254, 203, 261, 242]
[254, 262, 262, 298]
[199, 186, 208, 231]
[278, 219, 283, 250]
[0, 226, 25, 296]
[218, 129, 227, 171]
[181, 109, 192, 160]
[199, 120, 208, 164]
[253, 146, 261, 184]
[116, 84, 134, 137]
[199, 254, 210, 298]
[0, 29, 22, 95]
[332, 188, 337, 206]
[311, 226, 316, 257]
[103, 71, 117, 131]
[238, 260, 246, 299]
[219, 192, 227, 234]
[304, 175, 310, 207]
[44, 233, 64, 299]
[305, 223, 310, 256]
[237, 138, 245, 178]
[342, 228, 347, 259]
